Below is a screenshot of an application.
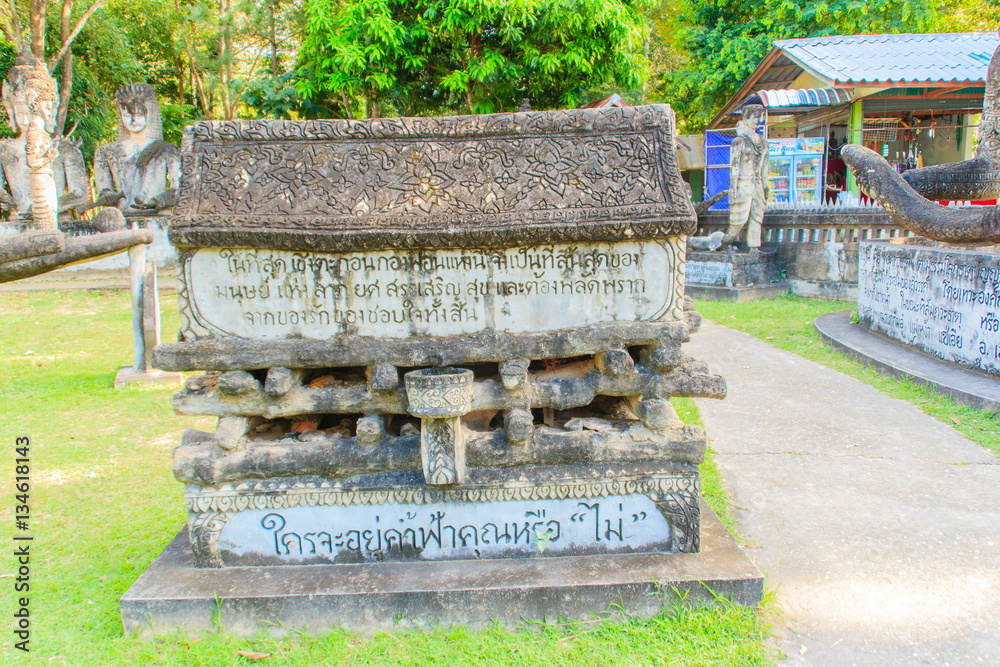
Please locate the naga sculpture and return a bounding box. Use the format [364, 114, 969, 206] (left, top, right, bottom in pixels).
[843, 32, 1000, 244]
[92, 84, 181, 216]
[0, 49, 88, 226]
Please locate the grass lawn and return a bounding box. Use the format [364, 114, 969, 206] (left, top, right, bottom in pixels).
[0, 289, 772, 666]
[696, 295, 1000, 457]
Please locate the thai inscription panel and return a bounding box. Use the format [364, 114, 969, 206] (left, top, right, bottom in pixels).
[170, 106, 696, 253]
[181, 240, 683, 340]
[858, 241, 1000, 376]
[217, 494, 672, 565]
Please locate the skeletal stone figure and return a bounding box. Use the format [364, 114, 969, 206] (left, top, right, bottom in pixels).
[93, 84, 181, 216]
[723, 104, 769, 251]
[0, 49, 88, 226]
[843, 31, 1000, 243]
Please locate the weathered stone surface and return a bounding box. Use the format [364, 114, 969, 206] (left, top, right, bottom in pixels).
[0, 230, 63, 264]
[177, 241, 684, 341]
[0, 229, 152, 283]
[367, 364, 399, 393]
[155, 320, 691, 372]
[685, 250, 783, 288]
[858, 241, 1000, 376]
[172, 423, 708, 486]
[183, 462, 701, 567]
[170, 360, 726, 419]
[218, 371, 260, 395]
[171, 106, 695, 253]
[264, 367, 302, 397]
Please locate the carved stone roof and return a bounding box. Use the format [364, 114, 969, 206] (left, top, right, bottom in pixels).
[170, 106, 696, 253]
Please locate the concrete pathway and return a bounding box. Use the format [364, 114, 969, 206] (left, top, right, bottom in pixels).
[685, 320, 1000, 666]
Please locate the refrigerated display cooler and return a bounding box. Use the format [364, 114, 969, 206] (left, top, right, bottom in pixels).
[767, 138, 824, 205]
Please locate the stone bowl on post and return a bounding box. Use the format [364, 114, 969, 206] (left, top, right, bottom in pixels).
[404, 367, 475, 417]
[404, 367, 475, 485]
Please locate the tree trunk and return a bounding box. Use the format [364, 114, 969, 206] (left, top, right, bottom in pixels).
[29, 0, 46, 58]
[55, 0, 73, 136]
[269, 0, 278, 77]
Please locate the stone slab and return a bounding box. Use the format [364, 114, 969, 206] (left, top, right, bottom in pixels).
[179, 241, 685, 340]
[858, 241, 1000, 377]
[684, 282, 790, 302]
[815, 310, 1000, 412]
[170, 107, 696, 253]
[113, 367, 184, 390]
[120, 499, 762, 636]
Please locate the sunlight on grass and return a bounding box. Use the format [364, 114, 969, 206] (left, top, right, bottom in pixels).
[697, 295, 1000, 457]
[0, 290, 773, 666]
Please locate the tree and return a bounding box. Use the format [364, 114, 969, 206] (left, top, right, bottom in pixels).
[650, 0, 949, 132]
[296, 0, 651, 118]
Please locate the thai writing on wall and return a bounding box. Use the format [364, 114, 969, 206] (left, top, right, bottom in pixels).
[858, 242, 1000, 376]
[216, 495, 672, 565]
[184, 241, 677, 339]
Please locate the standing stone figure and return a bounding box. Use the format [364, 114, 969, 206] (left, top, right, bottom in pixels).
[724, 104, 769, 251]
[0, 49, 88, 225]
[93, 84, 181, 216]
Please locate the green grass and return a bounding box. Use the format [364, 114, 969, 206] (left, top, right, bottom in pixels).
[696, 295, 1000, 457]
[0, 289, 773, 666]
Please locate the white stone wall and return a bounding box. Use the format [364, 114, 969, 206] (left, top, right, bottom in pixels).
[858, 241, 1000, 377]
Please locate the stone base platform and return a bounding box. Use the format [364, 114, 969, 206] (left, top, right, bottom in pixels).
[684, 283, 790, 302]
[114, 367, 184, 390]
[685, 249, 787, 302]
[120, 499, 762, 637]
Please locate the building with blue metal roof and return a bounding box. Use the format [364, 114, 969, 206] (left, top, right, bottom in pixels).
[704, 32, 997, 203]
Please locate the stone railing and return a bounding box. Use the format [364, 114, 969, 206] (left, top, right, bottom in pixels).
[695, 205, 912, 245]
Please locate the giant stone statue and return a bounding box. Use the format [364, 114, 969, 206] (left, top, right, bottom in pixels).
[0, 48, 88, 226]
[93, 83, 181, 216]
[843, 31, 1000, 243]
[723, 104, 769, 251]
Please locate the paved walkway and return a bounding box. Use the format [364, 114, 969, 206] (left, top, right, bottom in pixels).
[685, 321, 1000, 666]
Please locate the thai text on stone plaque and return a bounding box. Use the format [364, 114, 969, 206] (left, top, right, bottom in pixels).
[180, 240, 682, 339]
[216, 494, 672, 565]
[858, 241, 1000, 376]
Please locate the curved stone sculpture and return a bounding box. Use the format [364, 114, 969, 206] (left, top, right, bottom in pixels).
[843, 32, 1000, 244]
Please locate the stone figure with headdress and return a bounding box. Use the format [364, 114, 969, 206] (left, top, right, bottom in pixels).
[0, 48, 88, 227]
[723, 104, 769, 251]
[93, 83, 181, 216]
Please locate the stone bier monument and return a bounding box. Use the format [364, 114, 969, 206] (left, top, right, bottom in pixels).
[0, 53, 153, 282]
[91, 83, 183, 388]
[122, 105, 763, 633]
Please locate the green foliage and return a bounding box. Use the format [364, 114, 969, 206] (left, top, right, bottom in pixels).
[0, 39, 15, 139]
[297, 0, 651, 117]
[240, 71, 339, 119]
[653, 0, 946, 132]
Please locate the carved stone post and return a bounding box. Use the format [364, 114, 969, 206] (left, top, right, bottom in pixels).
[404, 368, 474, 485]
